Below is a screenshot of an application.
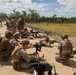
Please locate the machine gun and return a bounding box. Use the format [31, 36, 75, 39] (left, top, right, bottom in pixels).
[29, 43, 58, 75]
[30, 29, 41, 38]
[70, 50, 76, 58]
[33, 42, 42, 61]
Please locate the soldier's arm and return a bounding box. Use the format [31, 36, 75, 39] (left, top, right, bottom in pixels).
[26, 43, 35, 49]
[19, 49, 34, 63]
[11, 40, 19, 47]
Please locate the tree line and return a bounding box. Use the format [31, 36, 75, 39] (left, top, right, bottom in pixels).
[0, 9, 76, 23]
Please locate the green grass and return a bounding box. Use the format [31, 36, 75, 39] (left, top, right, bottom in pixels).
[29, 23, 76, 37]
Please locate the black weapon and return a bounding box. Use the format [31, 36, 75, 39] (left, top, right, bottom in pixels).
[33, 42, 42, 53]
[33, 42, 42, 61]
[29, 43, 58, 75]
[30, 29, 39, 38]
[70, 50, 76, 58]
[72, 50, 76, 55]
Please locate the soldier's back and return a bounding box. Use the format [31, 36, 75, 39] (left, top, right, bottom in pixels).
[62, 39, 73, 52]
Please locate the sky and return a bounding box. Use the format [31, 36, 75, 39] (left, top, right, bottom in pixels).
[0, 0, 76, 17]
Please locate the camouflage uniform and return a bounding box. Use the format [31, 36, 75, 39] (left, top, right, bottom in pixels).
[20, 28, 30, 38]
[40, 36, 52, 47]
[11, 40, 52, 74]
[11, 40, 35, 70]
[0, 31, 14, 61]
[0, 37, 14, 61]
[10, 17, 16, 33]
[17, 16, 25, 33]
[55, 35, 73, 65]
[10, 32, 20, 47]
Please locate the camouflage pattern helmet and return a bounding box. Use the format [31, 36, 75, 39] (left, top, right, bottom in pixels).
[22, 40, 30, 45]
[61, 34, 68, 39]
[13, 32, 20, 38]
[5, 31, 13, 38]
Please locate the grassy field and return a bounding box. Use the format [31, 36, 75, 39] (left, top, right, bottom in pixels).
[29, 23, 76, 37]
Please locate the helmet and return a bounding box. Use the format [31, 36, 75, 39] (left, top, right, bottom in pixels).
[22, 40, 30, 45]
[13, 32, 20, 38]
[5, 31, 13, 38]
[61, 34, 68, 39]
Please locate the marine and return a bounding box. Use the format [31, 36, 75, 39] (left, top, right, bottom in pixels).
[11, 40, 35, 70]
[10, 16, 16, 33]
[39, 36, 54, 47]
[20, 27, 30, 38]
[17, 15, 25, 34]
[0, 31, 14, 61]
[55, 34, 73, 65]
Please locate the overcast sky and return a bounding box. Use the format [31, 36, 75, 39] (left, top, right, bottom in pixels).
[0, 0, 76, 17]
